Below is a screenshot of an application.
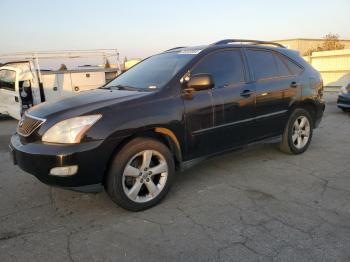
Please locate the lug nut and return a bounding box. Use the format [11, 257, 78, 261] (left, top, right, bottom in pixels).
[140, 178, 144, 183]
[146, 178, 150, 182]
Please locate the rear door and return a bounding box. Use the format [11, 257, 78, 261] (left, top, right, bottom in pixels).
[0, 67, 21, 119]
[274, 53, 304, 108]
[245, 49, 296, 138]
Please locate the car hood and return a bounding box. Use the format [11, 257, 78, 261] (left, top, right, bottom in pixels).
[28, 89, 148, 119]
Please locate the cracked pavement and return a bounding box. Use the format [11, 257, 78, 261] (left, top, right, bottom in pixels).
[1, 93, 350, 262]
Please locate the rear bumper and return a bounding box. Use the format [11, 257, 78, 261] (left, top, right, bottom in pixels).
[9, 134, 119, 191]
[314, 100, 325, 128]
[337, 94, 350, 109]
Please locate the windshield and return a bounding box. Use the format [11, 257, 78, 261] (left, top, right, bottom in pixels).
[105, 51, 196, 91]
[0, 69, 16, 91]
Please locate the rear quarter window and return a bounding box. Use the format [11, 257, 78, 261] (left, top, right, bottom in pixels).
[280, 55, 303, 75]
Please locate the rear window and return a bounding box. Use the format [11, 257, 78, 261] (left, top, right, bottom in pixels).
[246, 50, 278, 81]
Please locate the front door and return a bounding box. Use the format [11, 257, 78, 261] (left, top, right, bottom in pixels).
[183, 49, 256, 158]
[0, 67, 21, 119]
[182, 86, 215, 159]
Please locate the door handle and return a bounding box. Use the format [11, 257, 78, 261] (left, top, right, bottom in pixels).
[240, 89, 253, 97]
[290, 81, 299, 88]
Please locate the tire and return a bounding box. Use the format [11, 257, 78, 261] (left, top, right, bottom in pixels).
[279, 108, 313, 154]
[105, 137, 175, 211]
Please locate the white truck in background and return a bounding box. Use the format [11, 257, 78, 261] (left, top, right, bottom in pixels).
[0, 49, 121, 120]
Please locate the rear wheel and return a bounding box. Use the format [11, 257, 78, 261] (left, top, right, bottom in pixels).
[106, 137, 175, 211]
[280, 108, 313, 154]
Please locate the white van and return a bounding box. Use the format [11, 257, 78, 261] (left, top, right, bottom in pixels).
[0, 50, 120, 120]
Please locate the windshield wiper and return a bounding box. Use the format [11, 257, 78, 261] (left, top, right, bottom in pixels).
[104, 85, 145, 91]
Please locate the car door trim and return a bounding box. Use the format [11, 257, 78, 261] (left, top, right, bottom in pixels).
[192, 109, 287, 136]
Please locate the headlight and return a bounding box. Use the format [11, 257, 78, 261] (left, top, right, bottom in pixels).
[42, 115, 102, 144]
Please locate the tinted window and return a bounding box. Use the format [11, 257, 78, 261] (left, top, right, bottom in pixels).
[0, 69, 16, 91]
[192, 50, 244, 88]
[281, 56, 303, 75]
[274, 54, 291, 77]
[247, 50, 278, 81]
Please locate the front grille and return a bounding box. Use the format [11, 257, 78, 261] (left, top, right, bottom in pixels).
[17, 113, 46, 137]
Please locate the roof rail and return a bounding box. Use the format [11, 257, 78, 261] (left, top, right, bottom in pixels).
[164, 46, 187, 52]
[212, 39, 285, 48]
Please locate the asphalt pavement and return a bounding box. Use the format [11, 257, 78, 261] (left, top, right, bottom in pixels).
[0, 92, 349, 262]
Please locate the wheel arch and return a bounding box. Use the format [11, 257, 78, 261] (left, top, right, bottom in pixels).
[288, 100, 317, 127]
[102, 127, 183, 185]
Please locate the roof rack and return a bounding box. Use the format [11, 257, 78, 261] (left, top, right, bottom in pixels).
[164, 46, 187, 52]
[0, 49, 119, 60]
[212, 39, 285, 48]
[0, 49, 121, 84]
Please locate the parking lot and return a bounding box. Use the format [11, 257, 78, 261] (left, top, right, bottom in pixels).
[0, 93, 349, 262]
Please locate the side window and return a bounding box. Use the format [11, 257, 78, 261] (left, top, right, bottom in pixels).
[246, 50, 278, 81]
[274, 54, 291, 77]
[0, 69, 16, 91]
[280, 56, 303, 75]
[191, 50, 245, 88]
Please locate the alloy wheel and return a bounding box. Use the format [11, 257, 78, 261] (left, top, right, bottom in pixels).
[292, 116, 311, 149]
[122, 150, 168, 203]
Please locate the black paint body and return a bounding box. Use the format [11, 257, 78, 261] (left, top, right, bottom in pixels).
[337, 92, 350, 110]
[10, 44, 325, 191]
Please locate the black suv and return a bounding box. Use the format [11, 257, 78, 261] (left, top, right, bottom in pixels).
[10, 39, 325, 211]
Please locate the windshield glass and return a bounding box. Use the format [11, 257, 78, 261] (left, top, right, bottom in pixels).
[105, 51, 196, 91]
[0, 69, 16, 91]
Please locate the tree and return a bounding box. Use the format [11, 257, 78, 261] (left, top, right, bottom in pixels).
[321, 33, 345, 50]
[304, 33, 345, 56]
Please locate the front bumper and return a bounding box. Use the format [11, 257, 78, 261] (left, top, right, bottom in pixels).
[337, 94, 350, 109]
[9, 134, 118, 191]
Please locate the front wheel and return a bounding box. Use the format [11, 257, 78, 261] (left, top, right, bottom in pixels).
[279, 108, 313, 154]
[106, 137, 175, 211]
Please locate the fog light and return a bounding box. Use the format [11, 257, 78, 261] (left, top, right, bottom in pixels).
[50, 165, 78, 176]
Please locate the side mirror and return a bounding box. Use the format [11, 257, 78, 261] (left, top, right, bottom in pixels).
[187, 74, 214, 91]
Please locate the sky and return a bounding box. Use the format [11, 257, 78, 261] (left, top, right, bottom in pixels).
[1, 0, 350, 60]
